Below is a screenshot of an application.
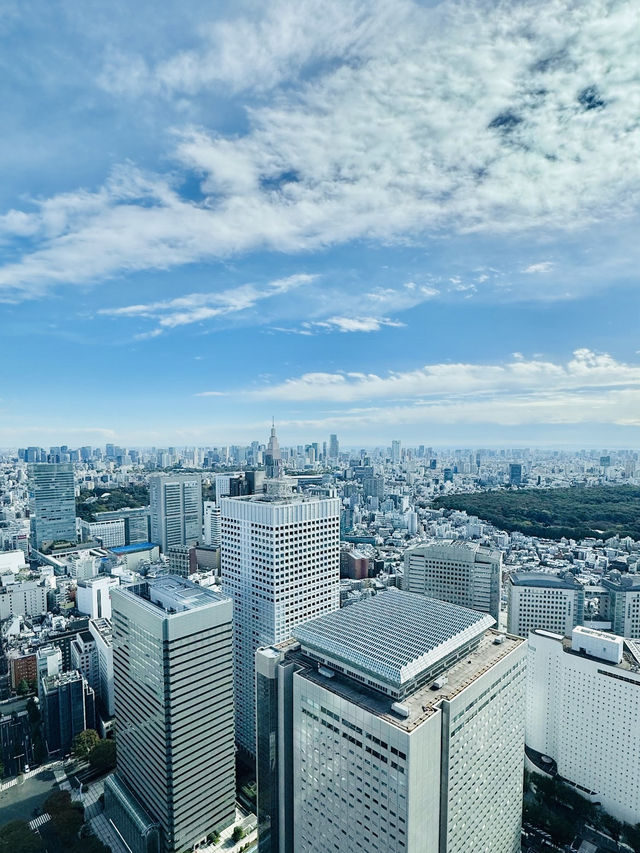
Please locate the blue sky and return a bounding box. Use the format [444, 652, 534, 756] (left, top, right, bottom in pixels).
[1, 0, 639, 448]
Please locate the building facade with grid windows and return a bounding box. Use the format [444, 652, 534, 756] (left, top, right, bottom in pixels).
[507, 572, 584, 638]
[256, 591, 526, 853]
[221, 491, 340, 756]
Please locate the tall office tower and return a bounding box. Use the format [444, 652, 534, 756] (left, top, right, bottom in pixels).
[256, 591, 526, 853]
[601, 572, 640, 637]
[28, 462, 76, 550]
[41, 670, 96, 758]
[403, 540, 502, 623]
[527, 626, 640, 824]
[203, 501, 222, 547]
[264, 421, 283, 479]
[108, 576, 235, 853]
[508, 463, 522, 486]
[221, 491, 340, 756]
[149, 473, 203, 553]
[391, 439, 401, 463]
[328, 434, 339, 461]
[507, 572, 584, 638]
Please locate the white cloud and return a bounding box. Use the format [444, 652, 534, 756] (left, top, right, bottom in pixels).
[100, 273, 316, 331]
[0, 0, 639, 298]
[246, 349, 640, 405]
[522, 262, 554, 274]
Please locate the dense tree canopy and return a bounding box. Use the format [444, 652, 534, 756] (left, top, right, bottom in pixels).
[76, 485, 149, 522]
[434, 485, 640, 541]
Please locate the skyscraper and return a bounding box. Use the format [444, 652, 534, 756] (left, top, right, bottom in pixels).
[403, 540, 502, 622]
[256, 591, 526, 853]
[107, 576, 235, 853]
[391, 439, 401, 463]
[328, 434, 339, 461]
[28, 462, 76, 550]
[264, 421, 283, 479]
[149, 473, 202, 553]
[508, 463, 522, 486]
[221, 490, 340, 756]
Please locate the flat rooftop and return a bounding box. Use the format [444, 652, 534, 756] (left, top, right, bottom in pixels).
[287, 629, 523, 733]
[510, 571, 582, 589]
[294, 590, 494, 691]
[109, 542, 156, 554]
[119, 575, 228, 615]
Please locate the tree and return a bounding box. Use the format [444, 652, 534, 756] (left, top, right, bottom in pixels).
[72, 729, 100, 760]
[44, 790, 73, 815]
[0, 820, 44, 853]
[232, 825, 245, 843]
[88, 739, 116, 773]
[16, 678, 30, 696]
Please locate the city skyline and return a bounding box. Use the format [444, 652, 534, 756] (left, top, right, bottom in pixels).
[1, 1, 639, 446]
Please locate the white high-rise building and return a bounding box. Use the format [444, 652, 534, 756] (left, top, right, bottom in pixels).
[107, 576, 235, 853]
[221, 491, 340, 756]
[507, 572, 584, 638]
[149, 473, 203, 553]
[256, 591, 526, 853]
[76, 574, 119, 620]
[403, 540, 502, 622]
[526, 626, 640, 824]
[89, 617, 115, 718]
[203, 501, 222, 547]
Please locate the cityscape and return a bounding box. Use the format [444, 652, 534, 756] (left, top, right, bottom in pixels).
[0, 436, 639, 852]
[2, 1, 640, 853]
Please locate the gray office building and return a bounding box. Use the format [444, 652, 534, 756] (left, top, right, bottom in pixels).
[149, 474, 202, 553]
[28, 462, 76, 550]
[108, 576, 235, 853]
[41, 670, 95, 757]
[256, 591, 526, 853]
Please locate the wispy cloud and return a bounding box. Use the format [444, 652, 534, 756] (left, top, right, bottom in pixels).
[0, 0, 638, 299]
[100, 273, 317, 331]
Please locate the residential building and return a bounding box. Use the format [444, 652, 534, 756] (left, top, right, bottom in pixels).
[108, 576, 235, 853]
[256, 591, 526, 853]
[221, 490, 340, 756]
[0, 580, 47, 620]
[89, 617, 115, 719]
[76, 574, 119, 620]
[507, 572, 584, 638]
[526, 626, 640, 824]
[203, 501, 222, 547]
[71, 630, 99, 693]
[8, 651, 37, 691]
[167, 545, 197, 577]
[41, 670, 96, 757]
[28, 462, 76, 550]
[403, 541, 501, 622]
[149, 474, 203, 553]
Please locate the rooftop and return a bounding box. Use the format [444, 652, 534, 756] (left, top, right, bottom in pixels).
[510, 571, 582, 589]
[293, 589, 494, 692]
[109, 541, 156, 554]
[284, 629, 523, 733]
[118, 574, 228, 615]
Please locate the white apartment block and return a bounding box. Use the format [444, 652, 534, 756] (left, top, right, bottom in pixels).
[79, 518, 126, 548]
[89, 617, 115, 717]
[601, 572, 640, 638]
[203, 501, 222, 547]
[507, 572, 584, 638]
[0, 580, 47, 620]
[526, 626, 640, 824]
[221, 491, 340, 756]
[76, 574, 119, 620]
[403, 540, 501, 622]
[71, 630, 99, 693]
[257, 591, 527, 853]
